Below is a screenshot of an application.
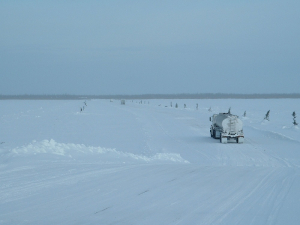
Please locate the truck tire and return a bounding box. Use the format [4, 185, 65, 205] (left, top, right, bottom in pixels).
[237, 137, 244, 144]
[221, 137, 227, 144]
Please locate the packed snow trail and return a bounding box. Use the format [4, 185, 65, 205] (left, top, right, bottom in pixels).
[1, 99, 300, 224]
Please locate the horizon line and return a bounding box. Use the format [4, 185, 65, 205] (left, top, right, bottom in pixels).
[1, 93, 300, 100]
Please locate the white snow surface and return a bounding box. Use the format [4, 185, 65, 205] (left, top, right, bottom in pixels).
[1, 99, 300, 224]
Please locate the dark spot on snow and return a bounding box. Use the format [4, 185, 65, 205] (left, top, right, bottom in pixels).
[168, 178, 177, 182]
[95, 207, 110, 214]
[138, 190, 149, 195]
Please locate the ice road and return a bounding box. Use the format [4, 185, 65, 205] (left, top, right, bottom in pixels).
[1, 99, 300, 225]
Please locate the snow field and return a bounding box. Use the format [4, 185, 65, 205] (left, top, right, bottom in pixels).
[0, 99, 300, 224]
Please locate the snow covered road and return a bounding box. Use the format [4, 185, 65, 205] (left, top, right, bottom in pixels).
[1, 99, 300, 224]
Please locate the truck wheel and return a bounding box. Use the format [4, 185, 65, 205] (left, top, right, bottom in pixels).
[220, 137, 227, 143]
[238, 137, 244, 144]
[213, 130, 216, 139]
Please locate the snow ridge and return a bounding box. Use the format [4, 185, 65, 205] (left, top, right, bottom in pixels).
[10, 139, 189, 164]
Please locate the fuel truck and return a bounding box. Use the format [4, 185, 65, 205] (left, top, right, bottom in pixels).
[210, 113, 244, 143]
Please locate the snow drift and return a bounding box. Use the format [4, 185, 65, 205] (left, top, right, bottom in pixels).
[9, 139, 189, 164]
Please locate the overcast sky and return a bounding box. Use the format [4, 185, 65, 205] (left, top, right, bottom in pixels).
[1, 0, 299, 95]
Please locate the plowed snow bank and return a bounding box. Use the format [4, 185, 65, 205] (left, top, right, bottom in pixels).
[10, 139, 189, 164]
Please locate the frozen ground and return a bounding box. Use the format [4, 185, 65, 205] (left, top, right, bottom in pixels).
[0, 99, 300, 225]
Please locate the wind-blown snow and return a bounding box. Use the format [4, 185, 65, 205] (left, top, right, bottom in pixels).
[1, 99, 300, 225]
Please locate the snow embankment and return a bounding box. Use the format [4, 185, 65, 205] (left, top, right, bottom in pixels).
[8, 139, 189, 164]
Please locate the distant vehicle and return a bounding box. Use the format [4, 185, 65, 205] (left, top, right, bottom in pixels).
[210, 113, 244, 143]
[121, 99, 125, 105]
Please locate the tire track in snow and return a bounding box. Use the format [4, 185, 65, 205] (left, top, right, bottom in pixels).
[202, 169, 278, 225]
[246, 125, 300, 144]
[265, 171, 297, 225]
[148, 112, 213, 161]
[246, 127, 297, 168]
[0, 164, 132, 203]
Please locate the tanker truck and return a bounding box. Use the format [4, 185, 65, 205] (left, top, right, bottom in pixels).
[210, 113, 244, 143]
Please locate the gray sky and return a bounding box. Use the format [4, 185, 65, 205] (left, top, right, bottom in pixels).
[1, 0, 299, 95]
